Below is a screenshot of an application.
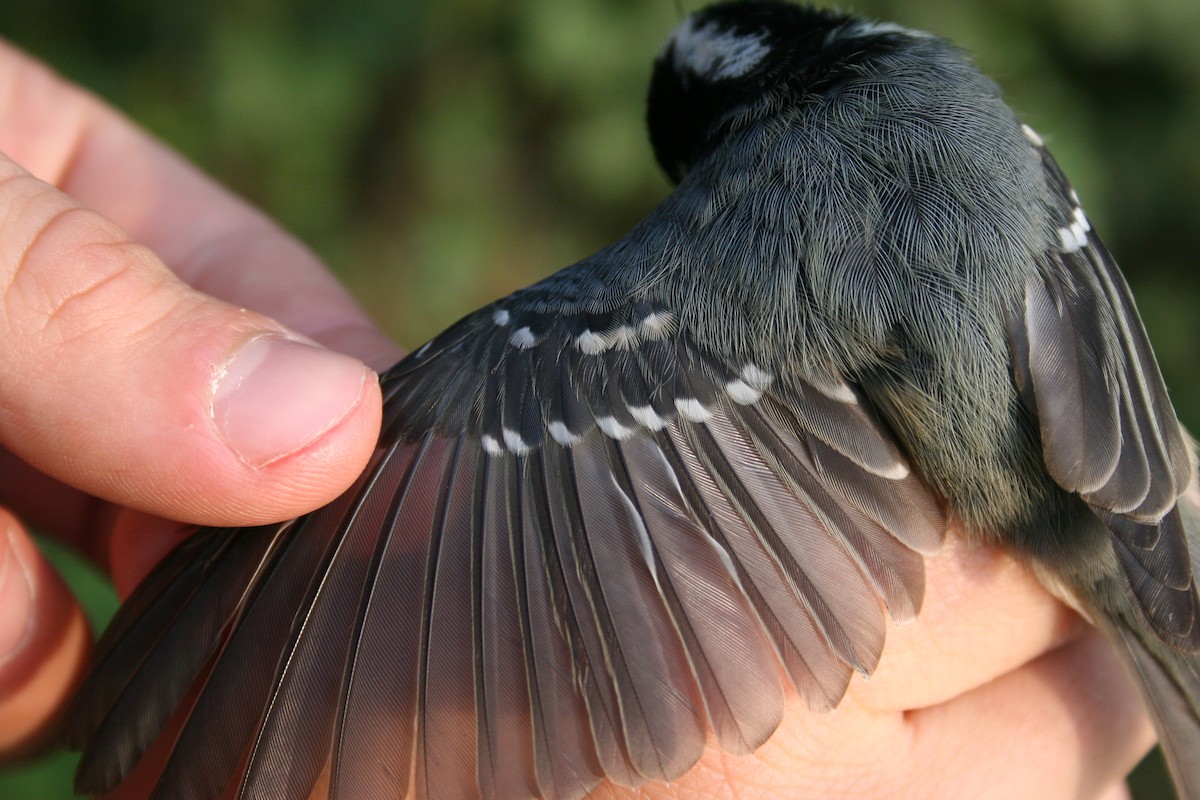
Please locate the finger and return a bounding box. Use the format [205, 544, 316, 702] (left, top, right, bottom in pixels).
[0, 510, 90, 759]
[0, 156, 381, 527]
[0, 40, 400, 370]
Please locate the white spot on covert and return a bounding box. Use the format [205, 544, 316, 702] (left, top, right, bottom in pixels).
[639, 311, 675, 338]
[509, 326, 537, 349]
[502, 428, 531, 455]
[629, 405, 667, 430]
[1058, 219, 1089, 254]
[879, 460, 911, 480]
[1073, 205, 1090, 232]
[548, 421, 580, 446]
[669, 17, 770, 80]
[725, 379, 763, 405]
[482, 434, 504, 456]
[596, 416, 636, 440]
[492, 309, 510, 326]
[575, 330, 607, 355]
[814, 379, 857, 404]
[725, 364, 772, 405]
[740, 364, 773, 390]
[607, 326, 639, 351]
[675, 397, 713, 422]
[1021, 123, 1044, 147]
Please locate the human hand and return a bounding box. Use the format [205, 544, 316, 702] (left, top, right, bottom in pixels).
[0, 39, 394, 761]
[0, 42, 1157, 800]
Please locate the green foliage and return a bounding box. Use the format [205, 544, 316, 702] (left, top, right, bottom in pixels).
[0, 1, 1194, 797]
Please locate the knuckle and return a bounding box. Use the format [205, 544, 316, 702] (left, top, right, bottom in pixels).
[3, 198, 176, 355]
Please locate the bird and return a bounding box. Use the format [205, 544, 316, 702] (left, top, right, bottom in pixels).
[62, 2, 1200, 799]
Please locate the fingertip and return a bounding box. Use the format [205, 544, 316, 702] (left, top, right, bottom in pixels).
[212, 334, 373, 470]
[0, 510, 90, 759]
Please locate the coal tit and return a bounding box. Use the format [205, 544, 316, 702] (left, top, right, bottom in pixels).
[64, 2, 1200, 799]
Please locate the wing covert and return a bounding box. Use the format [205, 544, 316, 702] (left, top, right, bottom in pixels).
[1016, 133, 1199, 649]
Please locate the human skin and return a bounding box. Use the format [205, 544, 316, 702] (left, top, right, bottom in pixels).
[0, 40, 1158, 800]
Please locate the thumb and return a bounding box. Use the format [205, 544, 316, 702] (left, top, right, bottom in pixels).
[0, 155, 382, 526]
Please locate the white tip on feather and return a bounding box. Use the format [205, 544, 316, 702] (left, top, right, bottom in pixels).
[596, 416, 636, 440]
[509, 326, 537, 349]
[547, 421, 580, 447]
[502, 428, 532, 455]
[492, 309, 510, 327]
[606, 325, 639, 351]
[1021, 123, 1044, 147]
[675, 397, 713, 422]
[629, 405, 667, 431]
[482, 434, 504, 456]
[639, 311, 675, 338]
[1073, 205, 1091, 232]
[740, 364, 773, 390]
[816, 379, 858, 404]
[725, 379, 763, 405]
[575, 330, 607, 355]
[1058, 223, 1088, 254]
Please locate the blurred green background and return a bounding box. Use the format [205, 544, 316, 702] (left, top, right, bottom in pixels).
[1, 0, 1197, 797]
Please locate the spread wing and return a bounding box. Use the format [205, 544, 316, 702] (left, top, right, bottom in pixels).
[1012, 128, 1199, 650]
[65, 295, 945, 800]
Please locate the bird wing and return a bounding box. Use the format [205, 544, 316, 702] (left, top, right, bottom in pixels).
[1012, 133, 1199, 650]
[66, 293, 945, 800]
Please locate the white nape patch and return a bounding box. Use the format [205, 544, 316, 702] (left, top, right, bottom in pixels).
[606, 325, 639, 351]
[492, 309, 510, 327]
[842, 20, 925, 39]
[639, 311, 675, 339]
[509, 326, 537, 349]
[575, 330, 607, 355]
[629, 405, 667, 430]
[675, 397, 713, 422]
[502, 428, 531, 455]
[596, 416, 636, 440]
[482, 434, 504, 456]
[670, 17, 770, 80]
[547, 421, 580, 447]
[1021, 123, 1044, 147]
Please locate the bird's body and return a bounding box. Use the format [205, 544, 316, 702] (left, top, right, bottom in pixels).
[65, 3, 1200, 799]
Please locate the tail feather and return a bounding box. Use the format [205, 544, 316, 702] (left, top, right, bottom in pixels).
[1101, 615, 1200, 800]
